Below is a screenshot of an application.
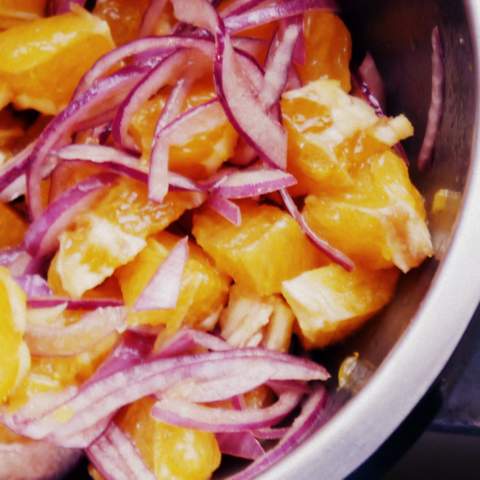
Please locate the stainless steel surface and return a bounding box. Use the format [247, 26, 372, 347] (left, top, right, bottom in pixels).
[263, 1, 480, 478]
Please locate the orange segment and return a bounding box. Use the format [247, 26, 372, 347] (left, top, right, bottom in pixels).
[281, 79, 414, 196]
[282, 264, 399, 349]
[117, 398, 221, 480]
[130, 77, 238, 180]
[297, 11, 352, 91]
[7, 333, 117, 412]
[0, 267, 30, 402]
[51, 177, 204, 298]
[0, 7, 114, 114]
[303, 151, 433, 272]
[192, 200, 327, 296]
[0, 203, 27, 249]
[116, 232, 230, 332]
[0, 0, 47, 29]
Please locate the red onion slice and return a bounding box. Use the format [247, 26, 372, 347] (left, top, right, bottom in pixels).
[207, 194, 242, 225]
[225, 0, 337, 33]
[0, 248, 31, 276]
[227, 385, 327, 479]
[24, 172, 116, 258]
[133, 237, 189, 311]
[215, 24, 287, 169]
[27, 297, 123, 310]
[260, 20, 301, 110]
[251, 426, 289, 439]
[113, 49, 193, 152]
[18, 349, 327, 441]
[152, 389, 303, 432]
[171, 0, 219, 32]
[87, 423, 156, 480]
[222, 0, 267, 17]
[27, 68, 146, 219]
[25, 307, 126, 357]
[358, 52, 386, 110]
[216, 432, 265, 460]
[149, 99, 226, 202]
[139, 0, 168, 37]
[213, 167, 296, 198]
[0, 143, 34, 195]
[156, 328, 231, 357]
[55, 144, 201, 191]
[418, 26, 445, 171]
[280, 189, 354, 271]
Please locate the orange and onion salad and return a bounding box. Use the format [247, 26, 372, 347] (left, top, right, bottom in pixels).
[0, 0, 444, 479]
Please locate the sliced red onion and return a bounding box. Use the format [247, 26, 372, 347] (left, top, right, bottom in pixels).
[152, 389, 303, 432]
[15, 274, 52, 298]
[222, 0, 267, 17]
[216, 432, 265, 460]
[0, 173, 26, 202]
[227, 385, 327, 479]
[358, 52, 386, 110]
[251, 426, 289, 440]
[133, 237, 188, 311]
[27, 297, 123, 310]
[55, 144, 201, 191]
[52, 0, 86, 14]
[171, 0, 219, 32]
[207, 194, 242, 225]
[213, 167, 296, 198]
[26, 307, 126, 357]
[61, 416, 113, 449]
[0, 248, 32, 276]
[19, 349, 327, 441]
[0, 143, 34, 195]
[139, 0, 168, 37]
[280, 189, 354, 271]
[87, 423, 156, 480]
[225, 0, 337, 33]
[164, 372, 271, 403]
[74, 36, 215, 97]
[215, 23, 287, 169]
[149, 99, 226, 202]
[27, 68, 146, 220]
[24, 172, 116, 258]
[260, 20, 301, 110]
[156, 328, 231, 357]
[418, 26, 444, 171]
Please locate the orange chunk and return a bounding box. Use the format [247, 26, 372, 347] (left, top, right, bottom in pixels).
[281, 79, 414, 196]
[297, 11, 352, 91]
[303, 151, 433, 272]
[117, 398, 221, 480]
[130, 77, 238, 180]
[193, 201, 326, 296]
[116, 232, 230, 332]
[0, 7, 114, 114]
[282, 264, 399, 349]
[50, 177, 204, 298]
[0, 0, 47, 29]
[0, 267, 30, 402]
[0, 203, 27, 249]
[7, 333, 116, 412]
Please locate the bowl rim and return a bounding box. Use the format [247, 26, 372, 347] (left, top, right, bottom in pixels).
[261, 2, 480, 478]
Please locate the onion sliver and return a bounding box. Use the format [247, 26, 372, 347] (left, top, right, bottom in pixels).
[16, 349, 328, 441]
[25, 307, 126, 357]
[152, 389, 303, 432]
[213, 167, 296, 198]
[24, 172, 116, 258]
[224, 0, 337, 33]
[27, 68, 146, 219]
[15, 274, 52, 298]
[418, 26, 444, 171]
[139, 0, 168, 37]
[215, 23, 287, 169]
[55, 144, 201, 191]
[207, 194, 242, 225]
[133, 237, 188, 311]
[358, 52, 386, 111]
[227, 385, 327, 479]
[260, 20, 301, 110]
[27, 298, 123, 310]
[87, 423, 155, 480]
[0, 143, 34, 195]
[216, 432, 265, 460]
[149, 99, 226, 202]
[280, 189, 354, 271]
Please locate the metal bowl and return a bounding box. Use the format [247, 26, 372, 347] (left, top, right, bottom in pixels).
[262, 1, 480, 478]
